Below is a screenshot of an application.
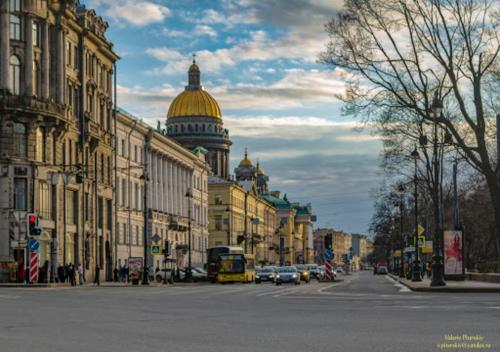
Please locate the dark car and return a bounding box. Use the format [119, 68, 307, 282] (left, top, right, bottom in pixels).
[255, 267, 276, 283]
[275, 266, 300, 285]
[307, 264, 320, 278]
[377, 266, 388, 275]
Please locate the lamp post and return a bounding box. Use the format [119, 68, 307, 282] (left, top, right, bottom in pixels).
[226, 206, 231, 246]
[185, 189, 193, 282]
[429, 93, 446, 287]
[397, 184, 405, 278]
[410, 146, 422, 282]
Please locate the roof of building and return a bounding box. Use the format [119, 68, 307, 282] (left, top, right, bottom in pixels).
[261, 193, 292, 209]
[167, 60, 222, 119]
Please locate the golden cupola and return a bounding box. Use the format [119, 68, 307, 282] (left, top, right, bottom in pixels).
[167, 57, 222, 119]
[239, 148, 253, 167]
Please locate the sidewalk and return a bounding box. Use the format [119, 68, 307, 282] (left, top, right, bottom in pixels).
[0, 281, 207, 288]
[388, 273, 500, 292]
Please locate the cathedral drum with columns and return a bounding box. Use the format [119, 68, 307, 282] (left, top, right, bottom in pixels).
[166, 58, 232, 180]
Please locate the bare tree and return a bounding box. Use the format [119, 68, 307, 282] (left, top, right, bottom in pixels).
[320, 0, 500, 259]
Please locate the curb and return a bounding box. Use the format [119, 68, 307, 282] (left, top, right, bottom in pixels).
[388, 273, 500, 293]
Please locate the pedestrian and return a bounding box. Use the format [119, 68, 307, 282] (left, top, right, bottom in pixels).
[113, 267, 118, 282]
[125, 266, 129, 283]
[42, 261, 49, 283]
[419, 261, 424, 279]
[426, 261, 432, 279]
[94, 265, 100, 286]
[68, 263, 76, 286]
[57, 265, 64, 283]
[78, 264, 84, 285]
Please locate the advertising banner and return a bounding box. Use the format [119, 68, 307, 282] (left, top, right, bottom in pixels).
[128, 257, 143, 283]
[444, 230, 464, 276]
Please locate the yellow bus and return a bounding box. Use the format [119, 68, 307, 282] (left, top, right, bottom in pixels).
[217, 253, 255, 283]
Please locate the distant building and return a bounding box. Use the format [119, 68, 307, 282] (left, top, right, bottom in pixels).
[207, 176, 276, 265]
[116, 110, 210, 270]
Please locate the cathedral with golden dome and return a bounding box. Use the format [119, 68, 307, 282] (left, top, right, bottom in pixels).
[166, 58, 232, 179]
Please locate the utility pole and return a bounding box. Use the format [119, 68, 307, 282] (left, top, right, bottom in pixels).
[411, 146, 422, 282]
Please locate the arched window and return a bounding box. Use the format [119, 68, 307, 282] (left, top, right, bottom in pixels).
[9, 55, 21, 95]
[207, 125, 212, 132]
[188, 124, 192, 132]
[195, 124, 198, 132]
[181, 125, 185, 132]
[174, 125, 178, 133]
[202, 124, 205, 132]
[13, 122, 27, 158]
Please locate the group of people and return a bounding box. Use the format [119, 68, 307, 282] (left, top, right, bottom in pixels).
[401, 260, 432, 279]
[113, 265, 129, 283]
[56, 263, 84, 286]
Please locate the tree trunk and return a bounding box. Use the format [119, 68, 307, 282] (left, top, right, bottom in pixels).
[484, 174, 500, 262]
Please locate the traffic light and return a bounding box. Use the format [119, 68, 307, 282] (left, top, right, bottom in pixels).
[27, 213, 42, 237]
[324, 233, 332, 250]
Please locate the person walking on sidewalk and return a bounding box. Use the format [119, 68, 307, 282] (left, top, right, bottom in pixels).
[78, 264, 84, 285]
[94, 266, 100, 286]
[425, 261, 432, 279]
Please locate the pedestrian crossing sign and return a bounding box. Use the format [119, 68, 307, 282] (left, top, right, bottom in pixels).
[150, 244, 162, 256]
[417, 236, 426, 248]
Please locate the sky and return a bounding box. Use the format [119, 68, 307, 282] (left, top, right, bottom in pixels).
[82, 0, 383, 235]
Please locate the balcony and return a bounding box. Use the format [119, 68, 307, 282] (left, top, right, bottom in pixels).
[0, 94, 66, 118]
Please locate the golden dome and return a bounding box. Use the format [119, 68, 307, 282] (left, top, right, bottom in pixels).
[167, 90, 222, 119]
[239, 148, 253, 167]
[167, 57, 222, 119]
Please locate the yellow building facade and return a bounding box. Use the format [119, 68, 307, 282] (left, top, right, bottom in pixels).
[208, 177, 276, 265]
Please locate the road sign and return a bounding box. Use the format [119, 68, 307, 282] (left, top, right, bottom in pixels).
[418, 224, 425, 236]
[29, 252, 38, 283]
[422, 240, 433, 254]
[28, 239, 39, 252]
[151, 234, 161, 243]
[150, 244, 162, 256]
[323, 249, 333, 261]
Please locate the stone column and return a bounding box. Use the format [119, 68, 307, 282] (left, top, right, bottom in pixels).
[41, 20, 49, 99]
[55, 24, 64, 104]
[159, 156, 164, 213]
[0, 0, 9, 92]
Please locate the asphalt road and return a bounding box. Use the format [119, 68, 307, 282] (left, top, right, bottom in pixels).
[0, 271, 499, 352]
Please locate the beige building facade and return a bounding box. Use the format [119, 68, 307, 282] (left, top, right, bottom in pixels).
[116, 111, 210, 273]
[0, 0, 117, 283]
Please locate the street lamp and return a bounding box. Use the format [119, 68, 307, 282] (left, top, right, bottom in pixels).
[429, 92, 446, 287]
[226, 206, 231, 246]
[185, 189, 193, 282]
[410, 146, 422, 282]
[397, 184, 405, 278]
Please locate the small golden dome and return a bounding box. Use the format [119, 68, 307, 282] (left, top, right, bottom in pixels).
[239, 148, 253, 167]
[167, 89, 222, 119]
[257, 164, 265, 175]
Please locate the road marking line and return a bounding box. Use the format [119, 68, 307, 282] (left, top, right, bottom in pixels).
[385, 275, 411, 292]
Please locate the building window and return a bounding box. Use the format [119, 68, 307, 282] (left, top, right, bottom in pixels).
[98, 197, 103, 229]
[12, 122, 26, 158]
[37, 181, 51, 219]
[134, 145, 137, 162]
[107, 156, 111, 184]
[13, 178, 27, 210]
[121, 178, 126, 206]
[135, 225, 139, 245]
[121, 139, 126, 157]
[9, 15, 21, 40]
[122, 223, 127, 244]
[66, 41, 71, 67]
[107, 199, 112, 230]
[33, 60, 40, 97]
[215, 195, 223, 205]
[215, 215, 222, 231]
[66, 190, 78, 225]
[35, 127, 43, 162]
[9, 55, 21, 95]
[73, 45, 78, 69]
[32, 21, 40, 47]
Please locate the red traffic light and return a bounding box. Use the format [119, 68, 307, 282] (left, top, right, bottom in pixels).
[28, 215, 36, 224]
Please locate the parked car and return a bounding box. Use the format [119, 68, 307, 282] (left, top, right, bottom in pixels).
[377, 266, 388, 275]
[307, 264, 320, 278]
[152, 268, 174, 283]
[178, 268, 207, 281]
[275, 266, 300, 285]
[255, 267, 276, 283]
[295, 264, 311, 283]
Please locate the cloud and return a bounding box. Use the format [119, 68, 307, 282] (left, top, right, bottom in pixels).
[194, 25, 217, 38]
[89, 0, 170, 27]
[116, 68, 348, 116]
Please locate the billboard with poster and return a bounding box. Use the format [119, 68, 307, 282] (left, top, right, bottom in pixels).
[444, 230, 464, 276]
[128, 257, 143, 283]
